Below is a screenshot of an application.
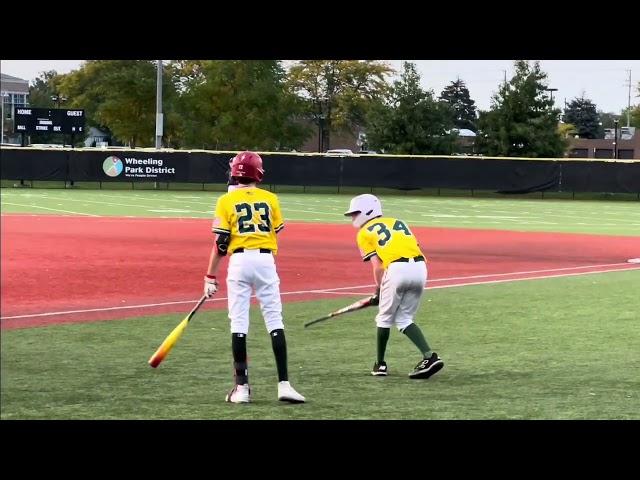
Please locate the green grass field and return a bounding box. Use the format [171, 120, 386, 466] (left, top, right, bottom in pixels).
[2, 187, 639, 235]
[2, 270, 638, 419]
[1, 187, 639, 419]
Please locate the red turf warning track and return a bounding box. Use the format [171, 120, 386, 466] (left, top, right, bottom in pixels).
[1, 215, 638, 329]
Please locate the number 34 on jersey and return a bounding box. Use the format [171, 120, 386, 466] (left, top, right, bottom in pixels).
[356, 217, 424, 269]
[212, 187, 284, 254]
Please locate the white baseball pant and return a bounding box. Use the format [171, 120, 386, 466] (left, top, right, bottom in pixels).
[226, 249, 284, 335]
[376, 259, 428, 330]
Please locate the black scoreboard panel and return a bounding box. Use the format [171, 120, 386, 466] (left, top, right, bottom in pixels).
[14, 107, 85, 135]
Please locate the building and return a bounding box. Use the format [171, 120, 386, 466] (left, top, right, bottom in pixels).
[83, 126, 112, 147]
[299, 118, 362, 153]
[1, 73, 29, 144]
[568, 127, 639, 159]
[604, 126, 635, 140]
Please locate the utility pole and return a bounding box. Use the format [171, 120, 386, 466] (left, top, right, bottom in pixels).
[545, 88, 558, 111]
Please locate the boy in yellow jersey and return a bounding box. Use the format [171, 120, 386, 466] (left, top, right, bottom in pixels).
[344, 194, 444, 379]
[203, 151, 305, 404]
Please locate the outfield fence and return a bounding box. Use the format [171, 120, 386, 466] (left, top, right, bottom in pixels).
[1, 147, 639, 196]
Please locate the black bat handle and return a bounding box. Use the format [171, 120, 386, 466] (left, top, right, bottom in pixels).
[304, 316, 330, 328]
[187, 295, 207, 322]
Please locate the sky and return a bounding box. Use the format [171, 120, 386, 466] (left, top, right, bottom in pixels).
[2, 59, 638, 114]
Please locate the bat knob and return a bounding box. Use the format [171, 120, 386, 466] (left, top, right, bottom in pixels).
[148, 357, 161, 368]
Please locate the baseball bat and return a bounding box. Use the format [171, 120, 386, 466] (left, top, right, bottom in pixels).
[148, 295, 207, 368]
[304, 295, 375, 328]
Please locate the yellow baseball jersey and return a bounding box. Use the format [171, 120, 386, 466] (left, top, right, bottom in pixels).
[212, 187, 284, 255]
[356, 217, 425, 269]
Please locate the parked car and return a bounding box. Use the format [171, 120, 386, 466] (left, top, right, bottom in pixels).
[325, 149, 354, 156]
[28, 144, 71, 148]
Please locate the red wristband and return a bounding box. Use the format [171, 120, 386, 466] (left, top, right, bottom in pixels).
[205, 274, 216, 280]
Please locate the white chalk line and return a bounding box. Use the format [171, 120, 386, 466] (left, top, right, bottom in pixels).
[424, 266, 639, 290]
[3, 193, 637, 225]
[427, 262, 635, 281]
[2, 263, 638, 321]
[1, 202, 100, 217]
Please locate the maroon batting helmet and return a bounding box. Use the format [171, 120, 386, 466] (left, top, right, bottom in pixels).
[230, 151, 264, 183]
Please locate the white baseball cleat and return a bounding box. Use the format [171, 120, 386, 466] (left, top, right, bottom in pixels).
[277, 381, 306, 403]
[225, 384, 251, 403]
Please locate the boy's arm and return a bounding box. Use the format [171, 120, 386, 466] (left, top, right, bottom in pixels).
[369, 255, 384, 304]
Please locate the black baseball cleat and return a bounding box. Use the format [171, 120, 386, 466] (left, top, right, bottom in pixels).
[371, 361, 389, 376]
[409, 353, 444, 379]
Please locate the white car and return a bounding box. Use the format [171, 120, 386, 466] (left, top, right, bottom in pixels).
[325, 149, 354, 156]
[28, 144, 71, 148]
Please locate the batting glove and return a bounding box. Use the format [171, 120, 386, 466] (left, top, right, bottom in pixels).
[370, 286, 381, 306]
[204, 275, 219, 298]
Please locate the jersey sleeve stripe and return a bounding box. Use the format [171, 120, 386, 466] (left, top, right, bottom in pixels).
[212, 227, 231, 234]
[362, 251, 377, 261]
[274, 223, 285, 233]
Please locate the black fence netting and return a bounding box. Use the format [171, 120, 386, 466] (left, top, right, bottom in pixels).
[1, 148, 638, 193]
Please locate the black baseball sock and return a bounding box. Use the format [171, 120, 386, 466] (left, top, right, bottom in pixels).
[377, 327, 390, 363]
[270, 329, 288, 382]
[231, 333, 248, 385]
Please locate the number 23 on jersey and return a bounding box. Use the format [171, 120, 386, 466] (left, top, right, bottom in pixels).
[235, 202, 271, 234]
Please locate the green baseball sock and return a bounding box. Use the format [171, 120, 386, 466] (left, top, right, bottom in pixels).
[402, 323, 432, 358]
[377, 327, 390, 363]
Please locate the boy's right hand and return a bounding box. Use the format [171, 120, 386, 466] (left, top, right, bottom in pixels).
[370, 286, 380, 305]
[204, 275, 218, 298]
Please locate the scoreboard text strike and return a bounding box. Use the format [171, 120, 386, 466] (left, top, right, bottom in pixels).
[14, 107, 85, 135]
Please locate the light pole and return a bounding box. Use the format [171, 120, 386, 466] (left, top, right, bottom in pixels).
[545, 88, 558, 104]
[155, 60, 163, 149]
[317, 113, 326, 153]
[625, 69, 632, 128]
[51, 94, 69, 148]
[613, 119, 619, 159]
[51, 94, 67, 108]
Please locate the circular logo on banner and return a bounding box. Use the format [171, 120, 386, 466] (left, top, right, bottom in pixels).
[103, 156, 123, 177]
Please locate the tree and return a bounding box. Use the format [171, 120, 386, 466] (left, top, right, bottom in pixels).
[476, 60, 566, 157]
[557, 122, 577, 139]
[633, 81, 640, 127]
[563, 96, 603, 139]
[439, 78, 477, 132]
[28, 70, 64, 108]
[618, 81, 640, 128]
[598, 111, 620, 130]
[618, 106, 640, 128]
[27, 70, 68, 144]
[58, 60, 181, 148]
[287, 60, 392, 151]
[173, 60, 309, 150]
[365, 62, 457, 155]
[633, 106, 640, 127]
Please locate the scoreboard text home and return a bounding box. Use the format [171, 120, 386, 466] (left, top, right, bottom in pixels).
[13, 107, 86, 135]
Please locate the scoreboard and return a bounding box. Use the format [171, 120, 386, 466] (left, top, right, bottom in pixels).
[14, 107, 85, 135]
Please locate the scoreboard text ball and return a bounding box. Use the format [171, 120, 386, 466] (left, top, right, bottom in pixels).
[14, 107, 86, 135]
